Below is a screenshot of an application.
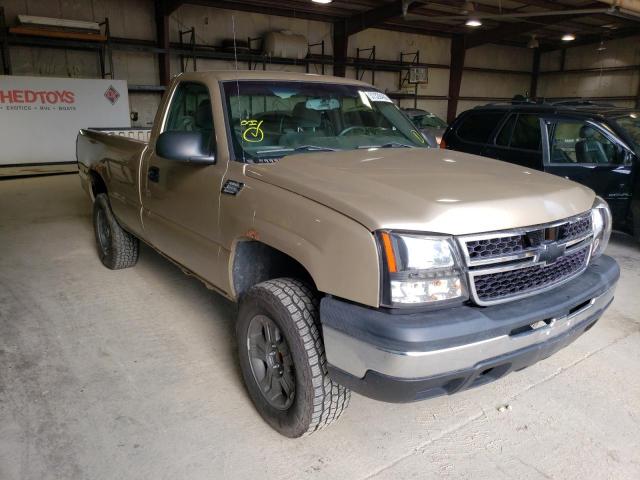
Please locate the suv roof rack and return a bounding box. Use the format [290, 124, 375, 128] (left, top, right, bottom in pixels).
[551, 100, 615, 107]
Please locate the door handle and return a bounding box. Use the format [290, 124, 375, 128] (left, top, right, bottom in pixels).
[148, 166, 160, 183]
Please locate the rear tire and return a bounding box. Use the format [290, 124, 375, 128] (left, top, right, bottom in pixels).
[237, 278, 350, 437]
[93, 193, 139, 269]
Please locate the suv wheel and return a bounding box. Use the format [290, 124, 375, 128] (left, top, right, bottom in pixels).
[93, 193, 139, 269]
[237, 278, 350, 437]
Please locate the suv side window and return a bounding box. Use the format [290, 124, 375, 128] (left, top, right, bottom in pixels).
[456, 112, 504, 144]
[495, 114, 517, 146]
[510, 114, 541, 151]
[164, 82, 213, 144]
[495, 114, 542, 151]
[549, 120, 621, 165]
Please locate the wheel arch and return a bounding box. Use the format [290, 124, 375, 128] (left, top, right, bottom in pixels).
[230, 239, 317, 299]
[89, 169, 108, 201]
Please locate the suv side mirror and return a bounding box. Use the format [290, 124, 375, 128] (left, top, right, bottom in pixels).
[156, 130, 215, 165]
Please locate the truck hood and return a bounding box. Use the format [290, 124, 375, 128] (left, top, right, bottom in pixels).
[245, 148, 595, 235]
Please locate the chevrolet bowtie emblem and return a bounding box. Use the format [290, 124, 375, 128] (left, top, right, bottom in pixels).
[536, 241, 566, 265]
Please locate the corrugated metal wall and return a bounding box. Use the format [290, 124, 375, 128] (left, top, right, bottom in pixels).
[4, 0, 637, 125]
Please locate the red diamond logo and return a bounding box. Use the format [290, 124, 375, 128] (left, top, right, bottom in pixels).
[104, 85, 120, 105]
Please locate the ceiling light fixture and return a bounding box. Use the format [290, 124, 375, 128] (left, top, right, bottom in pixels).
[466, 17, 482, 27]
[311, 0, 332, 4]
[597, 40, 607, 52]
[561, 33, 576, 41]
[527, 35, 539, 49]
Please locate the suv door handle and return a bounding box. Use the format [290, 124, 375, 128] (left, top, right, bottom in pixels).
[148, 166, 160, 183]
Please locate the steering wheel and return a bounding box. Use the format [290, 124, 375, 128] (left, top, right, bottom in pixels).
[338, 126, 369, 137]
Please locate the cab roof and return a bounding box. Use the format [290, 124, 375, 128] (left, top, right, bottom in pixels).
[174, 70, 372, 87]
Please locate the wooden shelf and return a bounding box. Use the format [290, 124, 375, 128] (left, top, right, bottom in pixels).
[9, 26, 107, 42]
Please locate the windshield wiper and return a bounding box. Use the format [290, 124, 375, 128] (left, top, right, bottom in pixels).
[255, 145, 340, 159]
[358, 142, 414, 149]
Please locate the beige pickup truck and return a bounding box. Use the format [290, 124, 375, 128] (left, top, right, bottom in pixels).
[77, 71, 619, 437]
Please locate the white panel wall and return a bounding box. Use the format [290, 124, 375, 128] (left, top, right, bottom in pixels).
[463, 44, 533, 111]
[538, 35, 640, 105]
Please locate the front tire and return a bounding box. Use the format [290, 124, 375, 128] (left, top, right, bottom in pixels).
[237, 278, 350, 437]
[93, 193, 139, 269]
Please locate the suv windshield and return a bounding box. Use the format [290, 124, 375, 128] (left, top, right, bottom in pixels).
[222, 81, 428, 162]
[613, 113, 640, 148]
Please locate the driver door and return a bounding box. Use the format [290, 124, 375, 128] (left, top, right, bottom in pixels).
[543, 117, 634, 225]
[141, 81, 227, 286]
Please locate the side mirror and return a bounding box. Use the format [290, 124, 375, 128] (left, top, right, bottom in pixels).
[156, 130, 215, 165]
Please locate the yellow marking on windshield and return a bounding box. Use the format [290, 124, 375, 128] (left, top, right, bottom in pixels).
[241, 119, 264, 143]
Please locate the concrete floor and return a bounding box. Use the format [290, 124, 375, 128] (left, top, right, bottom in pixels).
[1, 174, 639, 480]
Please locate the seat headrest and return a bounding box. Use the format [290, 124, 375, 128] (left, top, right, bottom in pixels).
[195, 99, 212, 129]
[292, 102, 321, 128]
[579, 125, 596, 139]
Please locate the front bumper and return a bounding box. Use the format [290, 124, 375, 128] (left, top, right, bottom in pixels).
[321, 255, 619, 403]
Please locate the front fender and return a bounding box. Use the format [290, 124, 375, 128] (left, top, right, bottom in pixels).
[221, 178, 381, 308]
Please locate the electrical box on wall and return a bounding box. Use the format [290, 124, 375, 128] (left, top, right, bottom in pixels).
[409, 66, 428, 84]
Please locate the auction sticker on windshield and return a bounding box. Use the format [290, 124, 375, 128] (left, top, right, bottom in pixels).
[363, 91, 393, 103]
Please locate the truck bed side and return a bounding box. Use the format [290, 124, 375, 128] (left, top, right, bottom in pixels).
[76, 128, 149, 237]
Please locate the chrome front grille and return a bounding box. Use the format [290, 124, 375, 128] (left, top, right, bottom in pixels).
[459, 213, 593, 306]
[559, 216, 592, 241]
[472, 246, 590, 302]
[466, 235, 524, 261]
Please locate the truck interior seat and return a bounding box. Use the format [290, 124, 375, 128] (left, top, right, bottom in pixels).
[195, 100, 213, 129]
[278, 102, 328, 146]
[289, 102, 323, 132]
[195, 99, 213, 147]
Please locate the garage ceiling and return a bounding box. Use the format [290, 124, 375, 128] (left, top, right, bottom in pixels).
[181, 0, 640, 50]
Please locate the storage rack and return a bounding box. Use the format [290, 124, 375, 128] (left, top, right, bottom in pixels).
[306, 40, 326, 75]
[0, 6, 533, 100]
[397, 50, 420, 109]
[178, 26, 197, 73]
[98, 19, 114, 79]
[1, 6, 637, 108]
[247, 36, 265, 70]
[355, 46, 376, 85]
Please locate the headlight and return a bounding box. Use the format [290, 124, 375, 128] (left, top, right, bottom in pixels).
[591, 196, 612, 258]
[378, 231, 467, 307]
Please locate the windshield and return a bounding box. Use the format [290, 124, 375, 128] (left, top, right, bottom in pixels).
[222, 81, 428, 162]
[413, 113, 448, 129]
[613, 113, 640, 148]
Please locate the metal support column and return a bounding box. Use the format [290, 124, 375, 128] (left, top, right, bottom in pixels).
[0, 7, 12, 74]
[333, 21, 347, 77]
[447, 36, 465, 123]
